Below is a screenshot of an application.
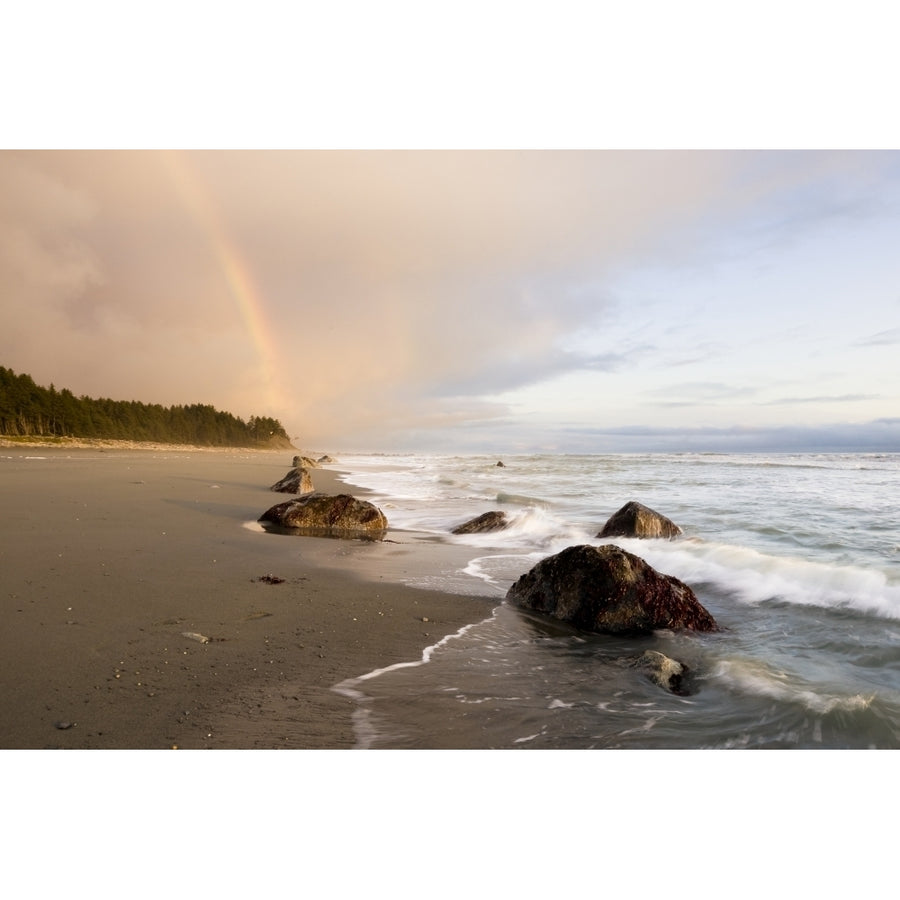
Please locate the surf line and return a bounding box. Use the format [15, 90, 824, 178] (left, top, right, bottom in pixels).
[159, 150, 285, 416]
[332, 608, 500, 749]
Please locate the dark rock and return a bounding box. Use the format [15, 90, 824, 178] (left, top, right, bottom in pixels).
[597, 500, 682, 540]
[270, 466, 314, 494]
[259, 493, 388, 539]
[505, 544, 717, 635]
[451, 510, 509, 534]
[496, 460, 505, 467]
[292, 455, 320, 468]
[317, 455, 336, 464]
[631, 650, 689, 694]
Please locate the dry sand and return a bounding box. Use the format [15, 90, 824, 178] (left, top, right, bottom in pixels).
[0, 443, 496, 749]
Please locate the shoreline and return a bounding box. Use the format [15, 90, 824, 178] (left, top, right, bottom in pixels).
[0, 447, 496, 749]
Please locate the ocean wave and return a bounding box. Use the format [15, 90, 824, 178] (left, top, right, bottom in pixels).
[496, 491, 549, 507]
[605, 537, 900, 621]
[709, 658, 875, 715]
[335, 452, 900, 621]
[452, 529, 900, 621]
[450, 505, 595, 553]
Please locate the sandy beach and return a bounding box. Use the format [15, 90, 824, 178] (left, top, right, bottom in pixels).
[0, 443, 495, 749]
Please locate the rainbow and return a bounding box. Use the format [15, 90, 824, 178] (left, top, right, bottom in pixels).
[160, 150, 285, 417]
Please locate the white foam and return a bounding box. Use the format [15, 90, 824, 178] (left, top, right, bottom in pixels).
[463, 553, 543, 591]
[619, 715, 662, 735]
[448, 506, 594, 555]
[710, 658, 875, 715]
[604, 537, 900, 621]
[331, 608, 500, 749]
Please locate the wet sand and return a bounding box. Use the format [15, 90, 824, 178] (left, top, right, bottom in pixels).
[0, 445, 495, 749]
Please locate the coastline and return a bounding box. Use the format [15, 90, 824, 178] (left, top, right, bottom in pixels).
[0, 436, 293, 452]
[0, 445, 495, 749]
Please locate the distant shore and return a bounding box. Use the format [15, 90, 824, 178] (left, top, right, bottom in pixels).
[0, 435, 295, 453]
[0, 446, 494, 749]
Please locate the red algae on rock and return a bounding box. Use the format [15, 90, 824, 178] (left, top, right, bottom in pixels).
[506, 544, 717, 635]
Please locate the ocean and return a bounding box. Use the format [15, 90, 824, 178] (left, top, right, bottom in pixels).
[329, 452, 900, 749]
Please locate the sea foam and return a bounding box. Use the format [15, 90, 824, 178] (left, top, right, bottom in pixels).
[332, 610, 499, 749]
[607, 537, 900, 621]
[709, 658, 875, 715]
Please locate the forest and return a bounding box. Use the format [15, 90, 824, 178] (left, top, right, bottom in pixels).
[0, 366, 293, 447]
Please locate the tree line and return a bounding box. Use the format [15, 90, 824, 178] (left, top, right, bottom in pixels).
[0, 366, 292, 447]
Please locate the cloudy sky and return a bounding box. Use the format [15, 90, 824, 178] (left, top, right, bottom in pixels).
[2, 148, 899, 452]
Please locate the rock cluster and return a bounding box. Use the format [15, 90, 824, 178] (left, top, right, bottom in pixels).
[506, 543, 717, 635]
[250, 459, 727, 696]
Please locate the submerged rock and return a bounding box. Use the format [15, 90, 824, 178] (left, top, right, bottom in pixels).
[631, 650, 689, 694]
[259, 493, 388, 539]
[597, 500, 682, 540]
[506, 544, 716, 635]
[270, 466, 314, 494]
[451, 510, 509, 534]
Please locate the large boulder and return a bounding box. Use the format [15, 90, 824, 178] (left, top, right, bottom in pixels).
[292, 455, 320, 468]
[506, 544, 716, 635]
[597, 500, 682, 540]
[269, 466, 314, 494]
[451, 511, 509, 534]
[259, 493, 387, 539]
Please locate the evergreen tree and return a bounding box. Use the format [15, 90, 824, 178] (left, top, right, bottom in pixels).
[0, 366, 293, 447]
